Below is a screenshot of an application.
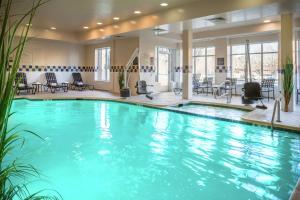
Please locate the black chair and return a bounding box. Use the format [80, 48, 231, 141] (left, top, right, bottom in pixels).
[242, 82, 267, 109]
[15, 72, 36, 95]
[45, 72, 68, 93]
[135, 80, 153, 100]
[261, 79, 275, 101]
[72, 72, 94, 90]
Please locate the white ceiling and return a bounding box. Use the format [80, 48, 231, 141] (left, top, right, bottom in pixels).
[153, 3, 283, 35]
[11, 0, 199, 32]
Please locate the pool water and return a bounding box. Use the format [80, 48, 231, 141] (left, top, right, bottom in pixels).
[171, 103, 249, 120]
[9, 99, 300, 200]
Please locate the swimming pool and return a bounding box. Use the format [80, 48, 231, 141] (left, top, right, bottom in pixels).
[9, 99, 300, 200]
[169, 103, 250, 121]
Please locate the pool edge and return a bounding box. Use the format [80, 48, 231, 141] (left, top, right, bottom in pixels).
[13, 97, 300, 133]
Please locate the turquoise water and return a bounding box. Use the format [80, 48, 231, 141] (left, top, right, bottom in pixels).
[170, 104, 249, 120]
[9, 99, 300, 200]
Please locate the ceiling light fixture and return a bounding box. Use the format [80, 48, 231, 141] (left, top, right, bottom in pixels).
[264, 20, 271, 23]
[130, 20, 137, 24]
[50, 27, 56, 30]
[134, 10, 141, 14]
[97, 22, 103, 25]
[83, 26, 89, 29]
[99, 29, 104, 32]
[113, 17, 120, 20]
[160, 3, 168, 7]
[113, 25, 119, 29]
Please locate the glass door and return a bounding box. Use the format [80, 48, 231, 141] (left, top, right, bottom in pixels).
[157, 47, 170, 91]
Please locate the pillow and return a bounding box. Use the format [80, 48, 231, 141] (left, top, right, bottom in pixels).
[77, 82, 83, 86]
[18, 83, 25, 87]
[50, 83, 57, 86]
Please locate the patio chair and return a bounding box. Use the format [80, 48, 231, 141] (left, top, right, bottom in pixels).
[242, 82, 267, 109]
[15, 72, 36, 95]
[72, 72, 94, 90]
[261, 78, 275, 101]
[135, 80, 153, 100]
[192, 74, 201, 94]
[45, 72, 68, 93]
[199, 77, 213, 95]
[224, 78, 237, 95]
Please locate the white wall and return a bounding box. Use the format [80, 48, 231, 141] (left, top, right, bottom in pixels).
[20, 38, 85, 84]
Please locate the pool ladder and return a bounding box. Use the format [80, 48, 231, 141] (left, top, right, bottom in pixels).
[271, 98, 281, 132]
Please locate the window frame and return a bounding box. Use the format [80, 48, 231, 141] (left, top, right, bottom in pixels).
[192, 46, 216, 81]
[229, 41, 278, 84]
[95, 47, 111, 82]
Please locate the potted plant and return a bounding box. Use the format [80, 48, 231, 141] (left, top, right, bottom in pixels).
[0, 0, 59, 199]
[283, 57, 294, 112]
[119, 71, 130, 97]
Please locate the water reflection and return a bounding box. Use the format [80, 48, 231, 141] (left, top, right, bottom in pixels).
[10, 100, 300, 200]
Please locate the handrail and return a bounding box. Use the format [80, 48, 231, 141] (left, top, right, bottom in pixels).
[271, 98, 281, 132]
[124, 48, 139, 88]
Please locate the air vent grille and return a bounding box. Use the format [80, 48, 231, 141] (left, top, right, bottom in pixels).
[207, 17, 226, 23]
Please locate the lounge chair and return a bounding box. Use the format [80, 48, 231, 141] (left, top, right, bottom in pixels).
[15, 72, 36, 95]
[45, 72, 68, 93]
[136, 80, 153, 100]
[72, 72, 94, 90]
[242, 82, 267, 109]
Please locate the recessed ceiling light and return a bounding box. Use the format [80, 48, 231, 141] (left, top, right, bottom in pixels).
[134, 10, 141, 14]
[264, 20, 271, 23]
[130, 20, 137, 24]
[97, 22, 103, 25]
[160, 3, 168, 6]
[50, 27, 56, 30]
[113, 25, 119, 29]
[83, 26, 89, 29]
[99, 29, 104, 32]
[113, 17, 120, 20]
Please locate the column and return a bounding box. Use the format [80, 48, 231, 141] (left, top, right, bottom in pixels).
[280, 12, 295, 111]
[182, 29, 193, 99]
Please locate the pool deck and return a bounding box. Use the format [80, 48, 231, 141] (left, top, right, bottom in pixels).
[15, 90, 300, 132]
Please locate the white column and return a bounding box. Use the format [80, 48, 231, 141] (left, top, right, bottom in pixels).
[280, 12, 295, 112]
[182, 29, 193, 99]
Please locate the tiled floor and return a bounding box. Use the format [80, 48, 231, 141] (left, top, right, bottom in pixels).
[16, 90, 300, 132]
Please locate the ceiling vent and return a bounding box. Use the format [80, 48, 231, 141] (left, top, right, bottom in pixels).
[152, 28, 167, 33]
[207, 17, 226, 24]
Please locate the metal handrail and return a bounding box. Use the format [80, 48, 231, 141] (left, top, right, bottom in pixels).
[271, 98, 281, 132]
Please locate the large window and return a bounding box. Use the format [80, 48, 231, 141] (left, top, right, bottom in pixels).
[192, 47, 215, 81]
[95, 47, 111, 81]
[230, 42, 278, 83]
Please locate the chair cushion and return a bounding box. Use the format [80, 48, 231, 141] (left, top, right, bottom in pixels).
[50, 83, 57, 86]
[18, 83, 25, 87]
